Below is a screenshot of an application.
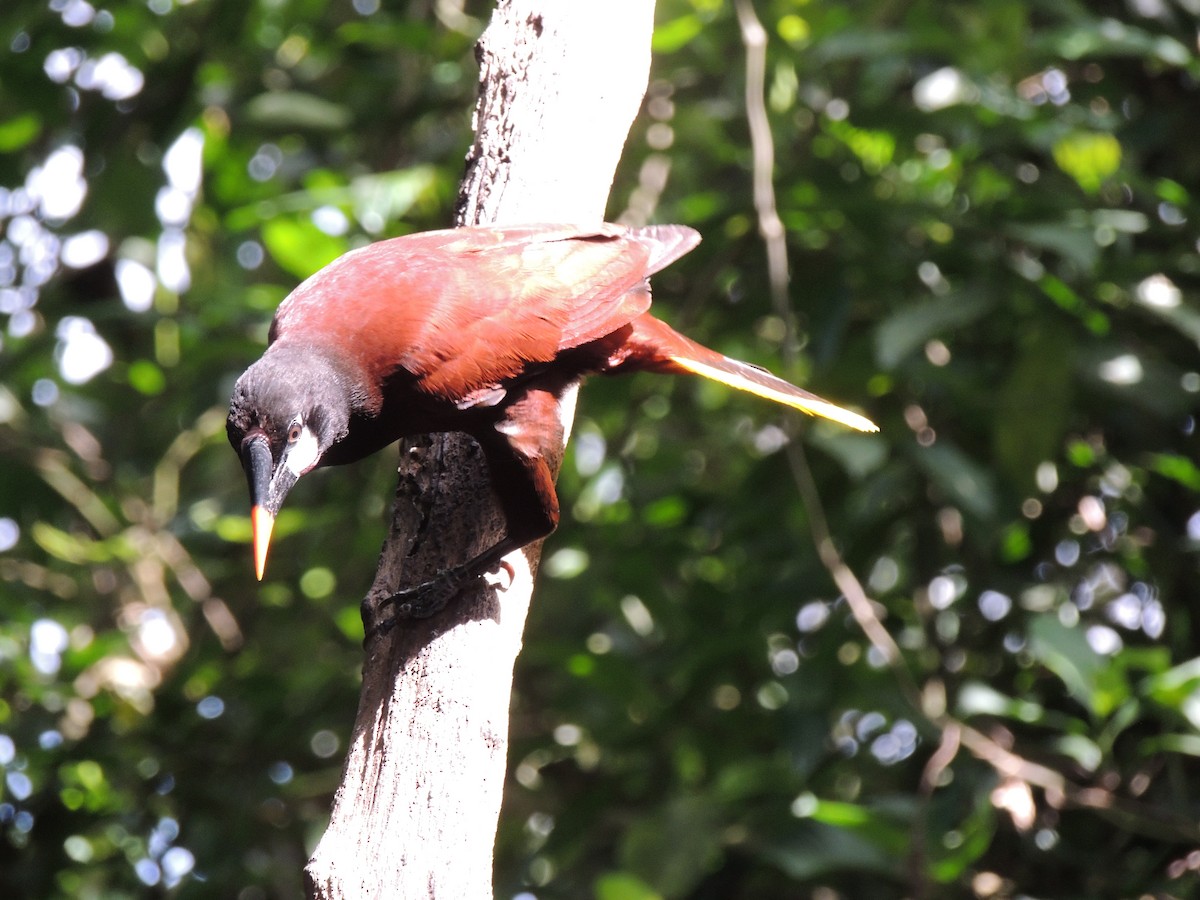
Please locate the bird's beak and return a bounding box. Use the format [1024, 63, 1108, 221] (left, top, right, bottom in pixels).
[242, 436, 297, 581]
[251, 505, 274, 582]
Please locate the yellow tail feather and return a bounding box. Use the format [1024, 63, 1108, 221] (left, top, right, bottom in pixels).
[670, 355, 879, 433]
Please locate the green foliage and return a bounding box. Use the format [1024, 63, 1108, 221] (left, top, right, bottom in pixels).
[2, 0, 1199, 898]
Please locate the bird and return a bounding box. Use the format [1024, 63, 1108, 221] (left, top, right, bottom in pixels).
[226, 222, 877, 622]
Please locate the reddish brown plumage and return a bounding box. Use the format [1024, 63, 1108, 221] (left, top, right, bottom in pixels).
[227, 223, 875, 617]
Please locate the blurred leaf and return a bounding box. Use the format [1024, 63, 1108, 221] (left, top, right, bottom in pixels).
[756, 819, 904, 881]
[1052, 132, 1121, 194]
[594, 872, 663, 900]
[810, 431, 888, 479]
[993, 328, 1074, 492]
[1043, 20, 1193, 65]
[618, 795, 722, 897]
[261, 217, 348, 280]
[957, 681, 1045, 723]
[927, 790, 995, 883]
[1149, 454, 1200, 491]
[0, 112, 40, 152]
[1029, 615, 1128, 718]
[874, 291, 993, 370]
[912, 441, 998, 522]
[1007, 222, 1100, 271]
[1143, 658, 1200, 730]
[652, 15, 703, 53]
[242, 91, 353, 131]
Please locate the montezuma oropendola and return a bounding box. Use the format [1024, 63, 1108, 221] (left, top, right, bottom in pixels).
[226, 223, 877, 621]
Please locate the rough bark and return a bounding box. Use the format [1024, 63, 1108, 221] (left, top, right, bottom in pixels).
[305, 2, 657, 897]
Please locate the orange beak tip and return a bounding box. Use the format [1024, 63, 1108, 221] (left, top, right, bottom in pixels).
[251, 506, 275, 582]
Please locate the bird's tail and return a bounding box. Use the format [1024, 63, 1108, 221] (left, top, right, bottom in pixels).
[623, 314, 878, 432]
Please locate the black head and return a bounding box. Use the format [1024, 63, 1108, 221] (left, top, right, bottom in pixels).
[226, 345, 355, 578]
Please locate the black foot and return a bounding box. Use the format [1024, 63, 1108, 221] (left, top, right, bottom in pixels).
[362, 565, 478, 639]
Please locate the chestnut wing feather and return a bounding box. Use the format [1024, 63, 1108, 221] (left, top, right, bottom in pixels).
[269, 223, 699, 405]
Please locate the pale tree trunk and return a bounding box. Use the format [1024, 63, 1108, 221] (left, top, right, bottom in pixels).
[304, 2, 658, 898]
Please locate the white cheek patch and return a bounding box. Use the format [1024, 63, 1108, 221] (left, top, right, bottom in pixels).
[285, 425, 321, 477]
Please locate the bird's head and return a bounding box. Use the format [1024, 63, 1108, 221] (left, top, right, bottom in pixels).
[226, 347, 353, 580]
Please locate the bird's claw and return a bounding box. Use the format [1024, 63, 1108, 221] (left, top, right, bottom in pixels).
[362, 565, 476, 638]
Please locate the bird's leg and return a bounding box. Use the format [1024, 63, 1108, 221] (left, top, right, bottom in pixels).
[367, 387, 567, 634]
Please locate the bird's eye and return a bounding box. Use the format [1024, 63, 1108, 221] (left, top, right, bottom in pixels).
[287, 423, 303, 443]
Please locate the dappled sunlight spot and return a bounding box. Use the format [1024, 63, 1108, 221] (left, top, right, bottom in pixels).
[1135, 273, 1181, 309]
[0, 517, 18, 552]
[937, 507, 963, 545]
[267, 761, 294, 785]
[1157, 202, 1186, 225]
[158, 128, 204, 230]
[77, 656, 160, 713]
[312, 205, 350, 236]
[768, 636, 799, 675]
[60, 230, 108, 268]
[1036, 461, 1058, 493]
[1086, 624, 1123, 655]
[712, 684, 741, 711]
[585, 632, 612, 655]
[55, 316, 113, 384]
[76, 51, 144, 100]
[155, 188, 193, 227]
[236, 240, 265, 269]
[156, 229, 190, 292]
[134, 858, 161, 887]
[552, 723, 582, 747]
[752, 422, 788, 454]
[196, 695, 224, 719]
[248, 143, 283, 182]
[924, 338, 951, 366]
[1188, 510, 1200, 541]
[116, 258, 156, 311]
[44, 47, 85, 83]
[912, 66, 978, 112]
[1054, 539, 1080, 567]
[1019, 67, 1071, 106]
[991, 778, 1036, 831]
[795, 600, 830, 632]
[27, 145, 87, 221]
[134, 608, 180, 662]
[1077, 495, 1107, 531]
[31, 377, 59, 406]
[927, 574, 961, 610]
[163, 128, 204, 193]
[6, 771, 33, 801]
[868, 555, 899, 593]
[619, 594, 654, 638]
[756, 681, 788, 710]
[572, 429, 606, 476]
[310, 728, 340, 758]
[30, 617, 69, 675]
[869, 718, 918, 765]
[978, 589, 1012, 622]
[54, 0, 97, 28]
[543, 546, 589, 579]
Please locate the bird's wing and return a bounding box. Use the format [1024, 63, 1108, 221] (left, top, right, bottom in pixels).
[393, 224, 699, 401]
[269, 223, 699, 404]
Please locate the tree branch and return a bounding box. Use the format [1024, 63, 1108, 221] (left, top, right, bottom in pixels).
[305, 3, 657, 897]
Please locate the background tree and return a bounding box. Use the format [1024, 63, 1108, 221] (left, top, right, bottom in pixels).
[1, 1, 1198, 898]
